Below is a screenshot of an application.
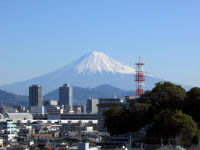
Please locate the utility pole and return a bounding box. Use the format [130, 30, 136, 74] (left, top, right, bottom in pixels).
[161, 138, 163, 147]
[129, 135, 132, 150]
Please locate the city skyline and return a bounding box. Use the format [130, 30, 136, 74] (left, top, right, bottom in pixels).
[1, 0, 200, 87]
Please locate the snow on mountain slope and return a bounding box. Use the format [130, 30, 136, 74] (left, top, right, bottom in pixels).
[47, 51, 136, 79]
[0, 51, 162, 95]
[73, 51, 136, 74]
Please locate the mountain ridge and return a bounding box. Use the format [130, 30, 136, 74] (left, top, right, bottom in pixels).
[0, 83, 192, 107]
[44, 84, 135, 105]
[0, 51, 164, 95]
[0, 84, 135, 106]
[0, 89, 28, 106]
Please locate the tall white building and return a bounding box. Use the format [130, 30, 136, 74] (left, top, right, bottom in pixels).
[59, 84, 73, 111]
[87, 98, 98, 113]
[97, 98, 124, 132]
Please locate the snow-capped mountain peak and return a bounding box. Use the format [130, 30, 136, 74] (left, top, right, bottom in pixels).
[71, 51, 136, 74]
[0, 51, 163, 95]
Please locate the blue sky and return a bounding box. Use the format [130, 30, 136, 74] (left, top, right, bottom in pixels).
[0, 0, 200, 87]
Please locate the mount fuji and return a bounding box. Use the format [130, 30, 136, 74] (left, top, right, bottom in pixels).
[1, 51, 163, 95]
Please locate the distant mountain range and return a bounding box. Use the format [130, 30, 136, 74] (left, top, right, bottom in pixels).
[0, 89, 28, 107]
[0, 51, 164, 95]
[44, 84, 135, 105]
[0, 84, 135, 106]
[0, 51, 192, 106]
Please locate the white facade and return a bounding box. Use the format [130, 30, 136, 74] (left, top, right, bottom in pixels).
[30, 106, 44, 116]
[47, 100, 58, 106]
[65, 143, 98, 150]
[44, 100, 58, 106]
[84, 126, 93, 132]
[78, 143, 98, 150]
[87, 98, 98, 113]
[7, 113, 33, 120]
[0, 138, 3, 148]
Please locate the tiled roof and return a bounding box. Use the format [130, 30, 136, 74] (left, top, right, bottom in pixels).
[32, 134, 53, 138]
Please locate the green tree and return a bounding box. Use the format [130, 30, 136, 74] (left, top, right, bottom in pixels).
[103, 103, 151, 135]
[103, 81, 198, 145]
[146, 109, 198, 146]
[103, 105, 125, 135]
[150, 82, 186, 113]
[136, 90, 152, 104]
[129, 103, 151, 131]
[184, 87, 200, 122]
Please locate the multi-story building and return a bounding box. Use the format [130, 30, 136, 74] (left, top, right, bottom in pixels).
[44, 100, 58, 106]
[59, 84, 73, 111]
[81, 106, 86, 113]
[97, 98, 124, 132]
[44, 100, 58, 115]
[0, 120, 17, 142]
[29, 85, 43, 108]
[0, 120, 17, 134]
[47, 105, 64, 120]
[73, 106, 82, 114]
[61, 113, 98, 120]
[16, 105, 26, 112]
[87, 98, 98, 113]
[125, 96, 136, 108]
[29, 85, 44, 115]
[73, 106, 87, 114]
[30, 106, 44, 116]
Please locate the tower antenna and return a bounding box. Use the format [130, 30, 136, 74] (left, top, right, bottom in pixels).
[135, 56, 145, 98]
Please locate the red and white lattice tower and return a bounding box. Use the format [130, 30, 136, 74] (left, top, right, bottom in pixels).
[135, 56, 145, 97]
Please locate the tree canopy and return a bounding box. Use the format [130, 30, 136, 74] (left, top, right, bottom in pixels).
[103, 81, 200, 146]
[150, 82, 186, 113]
[183, 87, 200, 122]
[103, 103, 151, 135]
[146, 109, 198, 146]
